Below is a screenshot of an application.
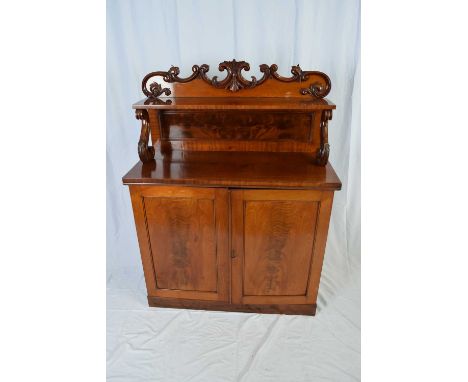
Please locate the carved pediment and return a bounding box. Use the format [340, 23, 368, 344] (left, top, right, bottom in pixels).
[142, 59, 331, 99]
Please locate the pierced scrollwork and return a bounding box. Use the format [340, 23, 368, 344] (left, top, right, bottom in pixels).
[148, 82, 171, 98]
[300, 82, 329, 98]
[163, 65, 206, 83]
[135, 109, 155, 163]
[141, 59, 331, 98]
[205, 60, 257, 92]
[141, 64, 206, 98]
[144, 97, 172, 106]
[316, 109, 332, 166]
[268, 64, 309, 82]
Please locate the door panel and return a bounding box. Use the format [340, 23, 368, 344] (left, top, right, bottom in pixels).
[243, 200, 318, 296]
[144, 197, 217, 292]
[231, 189, 333, 305]
[130, 185, 229, 302]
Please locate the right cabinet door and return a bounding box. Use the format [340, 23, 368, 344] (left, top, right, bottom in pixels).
[231, 189, 334, 306]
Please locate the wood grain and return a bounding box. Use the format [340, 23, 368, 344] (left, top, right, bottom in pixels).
[135, 109, 155, 162]
[155, 110, 320, 154]
[243, 200, 318, 296]
[122, 151, 342, 190]
[148, 296, 317, 316]
[160, 111, 314, 141]
[129, 186, 229, 302]
[140, 102, 329, 161]
[133, 96, 335, 111]
[231, 189, 330, 306]
[143, 197, 217, 292]
[306, 191, 335, 303]
[129, 184, 336, 314]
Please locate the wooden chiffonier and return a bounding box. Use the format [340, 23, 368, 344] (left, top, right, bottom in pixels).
[122, 60, 341, 316]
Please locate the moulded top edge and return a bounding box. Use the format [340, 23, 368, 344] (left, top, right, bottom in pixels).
[132, 97, 336, 110]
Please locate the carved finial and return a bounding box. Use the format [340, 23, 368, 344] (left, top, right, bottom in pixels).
[212, 60, 253, 92]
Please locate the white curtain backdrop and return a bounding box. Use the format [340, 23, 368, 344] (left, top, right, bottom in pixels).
[107, 1, 360, 380]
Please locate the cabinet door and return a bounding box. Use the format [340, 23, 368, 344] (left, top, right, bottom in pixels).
[130, 185, 229, 302]
[231, 189, 333, 305]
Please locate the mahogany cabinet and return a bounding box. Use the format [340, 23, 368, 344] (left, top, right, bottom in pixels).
[122, 60, 341, 315]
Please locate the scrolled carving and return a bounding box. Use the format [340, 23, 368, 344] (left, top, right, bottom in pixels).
[148, 82, 171, 98]
[205, 60, 257, 91]
[144, 97, 172, 106]
[300, 81, 330, 98]
[269, 64, 308, 82]
[141, 60, 331, 98]
[162, 65, 204, 83]
[316, 109, 332, 166]
[135, 109, 155, 163]
[142, 64, 207, 97]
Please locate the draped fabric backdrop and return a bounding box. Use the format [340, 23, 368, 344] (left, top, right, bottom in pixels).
[107, 1, 360, 380]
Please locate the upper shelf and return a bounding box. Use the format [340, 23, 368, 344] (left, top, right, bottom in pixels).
[133, 97, 336, 111]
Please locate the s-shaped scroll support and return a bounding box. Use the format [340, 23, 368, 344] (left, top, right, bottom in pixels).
[135, 109, 155, 163]
[316, 109, 332, 166]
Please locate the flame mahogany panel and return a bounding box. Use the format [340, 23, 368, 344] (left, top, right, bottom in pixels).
[143, 196, 217, 292]
[145, 106, 328, 157]
[160, 111, 314, 142]
[157, 110, 321, 153]
[129, 186, 230, 302]
[231, 190, 333, 306]
[243, 200, 319, 296]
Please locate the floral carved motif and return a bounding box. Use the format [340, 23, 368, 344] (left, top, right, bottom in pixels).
[142, 60, 331, 98]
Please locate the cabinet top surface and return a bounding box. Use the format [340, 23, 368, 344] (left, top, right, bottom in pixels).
[122, 151, 341, 190]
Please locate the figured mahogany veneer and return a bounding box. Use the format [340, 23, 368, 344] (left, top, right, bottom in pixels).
[123, 60, 341, 315]
[123, 151, 341, 190]
[160, 111, 313, 141]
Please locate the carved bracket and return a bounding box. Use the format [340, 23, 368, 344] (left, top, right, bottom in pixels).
[142, 59, 331, 98]
[135, 109, 155, 163]
[315, 110, 332, 166]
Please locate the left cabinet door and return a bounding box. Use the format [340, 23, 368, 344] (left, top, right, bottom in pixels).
[129, 185, 229, 302]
